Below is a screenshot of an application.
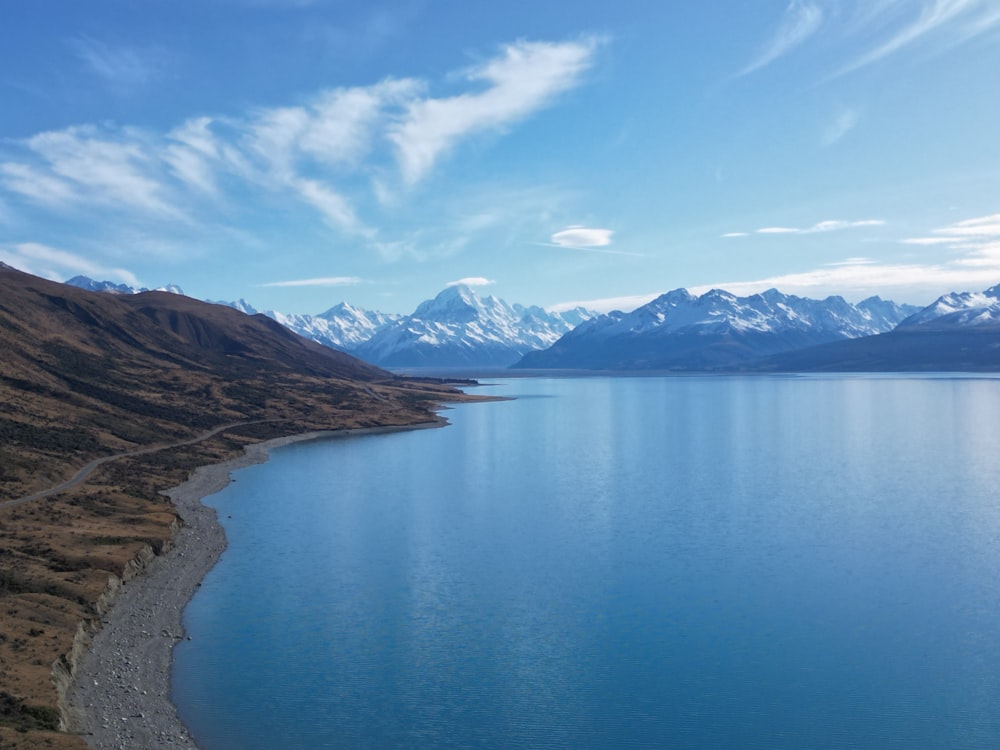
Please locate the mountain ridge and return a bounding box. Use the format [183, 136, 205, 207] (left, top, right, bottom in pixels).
[515, 286, 919, 370]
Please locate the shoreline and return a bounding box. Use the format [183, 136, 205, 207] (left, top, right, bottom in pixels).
[64, 418, 447, 750]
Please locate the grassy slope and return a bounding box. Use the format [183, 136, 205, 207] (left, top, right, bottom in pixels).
[0, 266, 476, 747]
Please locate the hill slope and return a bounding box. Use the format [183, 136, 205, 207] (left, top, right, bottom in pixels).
[0, 264, 470, 748]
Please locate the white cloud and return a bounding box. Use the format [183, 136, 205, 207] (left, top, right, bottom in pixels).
[165, 118, 224, 195]
[0, 242, 139, 286]
[0, 37, 602, 253]
[17, 126, 179, 217]
[740, 1, 824, 76]
[447, 276, 495, 287]
[301, 80, 419, 168]
[258, 276, 362, 287]
[902, 237, 954, 245]
[292, 178, 367, 234]
[757, 226, 800, 234]
[808, 219, 884, 232]
[722, 232, 749, 238]
[390, 37, 600, 183]
[934, 212, 1000, 237]
[0, 163, 78, 206]
[550, 226, 613, 248]
[822, 108, 861, 146]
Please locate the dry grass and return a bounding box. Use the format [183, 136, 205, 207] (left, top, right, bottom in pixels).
[0, 266, 488, 747]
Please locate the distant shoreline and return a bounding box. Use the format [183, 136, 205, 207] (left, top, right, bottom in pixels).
[65, 418, 448, 750]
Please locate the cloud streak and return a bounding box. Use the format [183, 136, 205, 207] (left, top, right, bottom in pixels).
[390, 37, 600, 184]
[740, 1, 823, 76]
[724, 219, 885, 237]
[258, 276, 363, 287]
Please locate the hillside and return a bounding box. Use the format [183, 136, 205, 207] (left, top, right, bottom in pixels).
[0, 264, 474, 748]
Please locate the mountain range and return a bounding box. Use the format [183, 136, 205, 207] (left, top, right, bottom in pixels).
[63, 273, 1000, 372]
[515, 288, 920, 370]
[66, 277, 595, 369]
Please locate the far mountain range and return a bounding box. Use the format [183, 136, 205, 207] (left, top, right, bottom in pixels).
[66, 275, 1000, 372]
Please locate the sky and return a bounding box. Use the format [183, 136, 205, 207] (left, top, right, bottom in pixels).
[2, 0, 1000, 315]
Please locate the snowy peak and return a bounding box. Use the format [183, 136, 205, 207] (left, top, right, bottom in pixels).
[66, 275, 185, 296]
[593, 287, 910, 340]
[899, 284, 1000, 328]
[354, 285, 597, 368]
[516, 287, 918, 370]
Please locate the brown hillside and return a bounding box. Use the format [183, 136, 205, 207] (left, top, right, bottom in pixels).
[0, 263, 476, 748]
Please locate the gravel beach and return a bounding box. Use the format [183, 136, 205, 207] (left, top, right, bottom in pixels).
[65, 421, 444, 750]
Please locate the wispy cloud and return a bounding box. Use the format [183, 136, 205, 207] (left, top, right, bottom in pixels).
[834, 0, 1000, 78]
[390, 37, 600, 183]
[0, 242, 140, 285]
[0, 37, 599, 251]
[258, 276, 363, 287]
[72, 35, 166, 90]
[740, 1, 824, 76]
[447, 276, 495, 287]
[822, 108, 861, 146]
[724, 219, 886, 237]
[5, 126, 181, 217]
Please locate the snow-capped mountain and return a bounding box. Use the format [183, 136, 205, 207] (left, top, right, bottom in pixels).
[896, 283, 1000, 328]
[66, 276, 185, 296]
[353, 284, 597, 368]
[516, 287, 918, 370]
[60, 276, 591, 364]
[262, 304, 402, 352]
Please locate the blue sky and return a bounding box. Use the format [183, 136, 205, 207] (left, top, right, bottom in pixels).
[2, 0, 999, 314]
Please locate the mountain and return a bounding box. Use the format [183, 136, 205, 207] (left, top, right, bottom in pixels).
[753, 284, 1000, 372]
[515, 287, 918, 370]
[66, 275, 184, 296]
[895, 283, 1000, 328]
[352, 284, 596, 368]
[267, 303, 402, 351]
[62, 276, 594, 366]
[72, 276, 401, 353]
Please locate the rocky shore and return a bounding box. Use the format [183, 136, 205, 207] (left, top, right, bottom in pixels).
[64, 421, 445, 749]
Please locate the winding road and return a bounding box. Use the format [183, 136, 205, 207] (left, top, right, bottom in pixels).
[1, 420, 270, 509]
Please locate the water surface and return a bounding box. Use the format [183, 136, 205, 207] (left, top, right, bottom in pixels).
[174, 375, 1000, 749]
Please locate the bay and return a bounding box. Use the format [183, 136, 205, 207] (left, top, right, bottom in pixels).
[173, 375, 1000, 749]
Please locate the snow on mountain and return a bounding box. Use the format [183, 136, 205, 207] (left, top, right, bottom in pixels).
[314, 302, 403, 348]
[516, 287, 917, 370]
[66, 276, 185, 296]
[896, 284, 1000, 328]
[353, 284, 597, 368]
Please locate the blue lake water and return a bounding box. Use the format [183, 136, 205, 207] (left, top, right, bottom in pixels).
[174, 375, 1000, 749]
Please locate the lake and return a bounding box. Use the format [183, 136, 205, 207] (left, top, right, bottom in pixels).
[173, 375, 1000, 749]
